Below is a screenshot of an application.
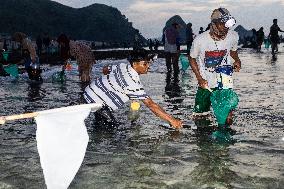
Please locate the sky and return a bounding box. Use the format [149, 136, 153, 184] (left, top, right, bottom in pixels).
[52, 0, 284, 38]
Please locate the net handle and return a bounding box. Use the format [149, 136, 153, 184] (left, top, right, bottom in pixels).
[0, 112, 39, 125]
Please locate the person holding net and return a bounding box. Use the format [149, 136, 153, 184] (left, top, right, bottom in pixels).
[84, 49, 182, 129]
[189, 8, 241, 128]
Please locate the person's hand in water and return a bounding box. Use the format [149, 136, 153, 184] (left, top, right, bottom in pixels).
[170, 118, 183, 129]
[233, 61, 241, 72]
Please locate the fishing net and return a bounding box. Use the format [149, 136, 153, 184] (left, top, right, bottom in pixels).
[210, 89, 239, 125]
[35, 103, 101, 189]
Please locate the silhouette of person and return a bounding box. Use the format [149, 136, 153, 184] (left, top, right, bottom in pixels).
[154, 39, 159, 51]
[268, 19, 284, 55]
[256, 27, 264, 52]
[199, 27, 204, 34]
[148, 39, 153, 51]
[251, 29, 257, 49]
[186, 22, 194, 54]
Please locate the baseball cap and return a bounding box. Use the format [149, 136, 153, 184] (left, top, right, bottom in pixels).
[211, 8, 236, 28]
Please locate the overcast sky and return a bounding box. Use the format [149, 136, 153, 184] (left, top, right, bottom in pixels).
[52, 0, 284, 38]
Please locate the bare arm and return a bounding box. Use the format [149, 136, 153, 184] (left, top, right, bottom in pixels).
[230, 50, 241, 72]
[189, 56, 208, 88]
[278, 26, 284, 32]
[26, 39, 37, 62]
[142, 97, 182, 129]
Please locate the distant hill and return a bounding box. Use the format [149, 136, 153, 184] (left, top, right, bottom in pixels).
[163, 15, 188, 43]
[0, 0, 145, 43]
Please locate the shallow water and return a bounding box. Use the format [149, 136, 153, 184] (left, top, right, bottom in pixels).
[0, 47, 283, 189]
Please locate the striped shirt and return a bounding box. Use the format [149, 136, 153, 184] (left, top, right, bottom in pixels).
[84, 63, 149, 111]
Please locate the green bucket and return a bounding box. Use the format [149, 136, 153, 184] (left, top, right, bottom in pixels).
[210, 89, 239, 125]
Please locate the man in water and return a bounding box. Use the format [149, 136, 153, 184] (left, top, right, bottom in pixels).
[84, 49, 182, 129]
[268, 19, 284, 55]
[12, 32, 42, 82]
[57, 34, 96, 83]
[189, 8, 241, 127]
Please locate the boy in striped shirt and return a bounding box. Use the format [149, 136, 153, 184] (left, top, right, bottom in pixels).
[84, 50, 182, 129]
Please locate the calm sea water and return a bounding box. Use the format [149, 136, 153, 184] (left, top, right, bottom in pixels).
[0, 47, 283, 189]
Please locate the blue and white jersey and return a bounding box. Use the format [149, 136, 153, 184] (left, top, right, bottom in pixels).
[84, 63, 149, 111]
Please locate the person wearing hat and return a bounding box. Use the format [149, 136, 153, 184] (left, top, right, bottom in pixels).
[57, 34, 96, 82]
[84, 49, 182, 129]
[189, 8, 241, 127]
[12, 32, 42, 81]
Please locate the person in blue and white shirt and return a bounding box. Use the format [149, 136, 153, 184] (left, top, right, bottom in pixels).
[84, 49, 182, 129]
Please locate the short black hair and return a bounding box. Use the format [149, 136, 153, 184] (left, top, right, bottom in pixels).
[273, 19, 277, 23]
[128, 49, 155, 65]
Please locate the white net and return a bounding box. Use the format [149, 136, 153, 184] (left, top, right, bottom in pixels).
[35, 104, 101, 189]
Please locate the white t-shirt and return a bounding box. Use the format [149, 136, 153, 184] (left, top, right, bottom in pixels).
[190, 30, 239, 89]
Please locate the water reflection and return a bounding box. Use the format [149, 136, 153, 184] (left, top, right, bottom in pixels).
[27, 82, 44, 102]
[191, 120, 237, 188]
[272, 54, 277, 62]
[164, 72, 183, 104]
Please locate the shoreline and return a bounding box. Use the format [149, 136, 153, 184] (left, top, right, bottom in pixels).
[1, 49, 189, 66]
